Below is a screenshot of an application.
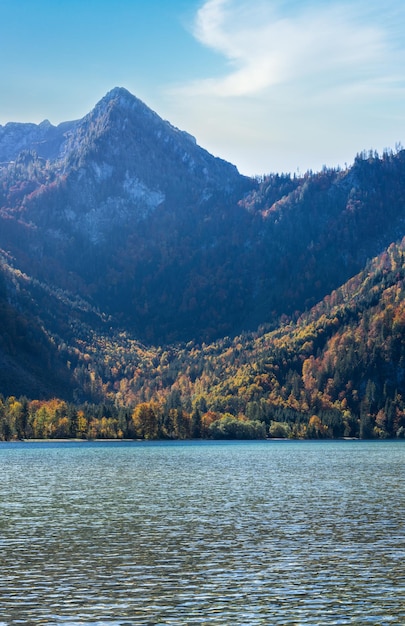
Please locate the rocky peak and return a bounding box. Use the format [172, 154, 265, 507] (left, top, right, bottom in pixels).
[100, 86, 146, 110]
[0, 119, 77, 164]
[59, 87, 246, 193]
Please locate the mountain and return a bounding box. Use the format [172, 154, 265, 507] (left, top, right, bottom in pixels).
[1, 87, 405, 439]
[0, 87, 253, 343]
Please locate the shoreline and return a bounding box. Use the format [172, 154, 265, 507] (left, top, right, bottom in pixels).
[20, 438, 139, 443]
[1, 436, 366, 443]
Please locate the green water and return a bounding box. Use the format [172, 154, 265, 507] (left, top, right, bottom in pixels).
[0, 440, 404, 625]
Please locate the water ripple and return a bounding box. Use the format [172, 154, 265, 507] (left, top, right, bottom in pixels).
[0, 440, 404, 625]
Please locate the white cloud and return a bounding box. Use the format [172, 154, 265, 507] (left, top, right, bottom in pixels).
[164, 0, 405, 175]
[179, 0, 391, 98]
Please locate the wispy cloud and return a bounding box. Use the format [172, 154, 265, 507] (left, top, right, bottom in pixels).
[165, 0, 405, 175]
[178, 0, 394, 98]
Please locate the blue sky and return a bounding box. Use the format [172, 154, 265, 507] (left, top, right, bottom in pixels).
[1, 0, 404, 176]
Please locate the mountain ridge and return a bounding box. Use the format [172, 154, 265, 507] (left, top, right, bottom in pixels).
[0, 88, 405, 441]
[0, 118, 78, 164]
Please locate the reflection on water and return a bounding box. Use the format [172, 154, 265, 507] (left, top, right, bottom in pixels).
[0, 440, 404, 625]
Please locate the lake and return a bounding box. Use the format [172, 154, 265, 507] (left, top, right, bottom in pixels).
[0, 439, 404, 625]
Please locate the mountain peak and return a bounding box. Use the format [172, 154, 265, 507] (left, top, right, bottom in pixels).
[104, 86, 133, 100]
[96, 86, 149, 115]
[72, 87, 243, 182]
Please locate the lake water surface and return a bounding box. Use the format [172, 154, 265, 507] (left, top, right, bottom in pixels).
[0, 439, 404, 625]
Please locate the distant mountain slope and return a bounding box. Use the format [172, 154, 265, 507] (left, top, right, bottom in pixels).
[238, 152, 405, 326]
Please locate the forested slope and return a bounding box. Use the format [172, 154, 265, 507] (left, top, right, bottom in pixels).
[1, 238, 405, 440]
